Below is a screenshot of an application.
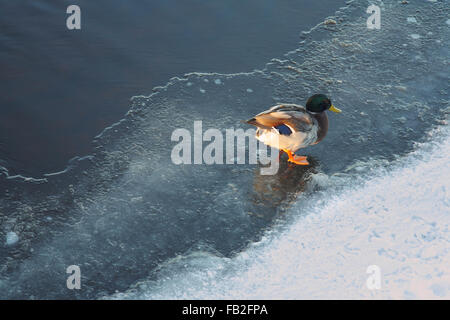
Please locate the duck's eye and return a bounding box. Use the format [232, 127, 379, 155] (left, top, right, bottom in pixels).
[322, 99, 332, 110]
[274, 124, 292, 135]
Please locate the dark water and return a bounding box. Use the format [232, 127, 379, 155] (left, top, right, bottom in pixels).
[0, 0, 448, 300]
[0, 0, 346, 177]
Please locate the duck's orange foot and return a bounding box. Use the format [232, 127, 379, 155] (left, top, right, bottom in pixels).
[283, 149, 310, 165]
[288, 155, 309, 165]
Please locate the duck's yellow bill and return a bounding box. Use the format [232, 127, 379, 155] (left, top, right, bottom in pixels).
[329, 105, 342, 113]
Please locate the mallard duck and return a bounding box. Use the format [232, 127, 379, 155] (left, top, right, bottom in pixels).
[245, 94, 341, 165]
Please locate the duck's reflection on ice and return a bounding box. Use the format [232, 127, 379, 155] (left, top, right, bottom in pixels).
[247, 153, 320, 221]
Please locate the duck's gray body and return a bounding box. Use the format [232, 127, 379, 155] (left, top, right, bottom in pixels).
[246, 104, 329, 152]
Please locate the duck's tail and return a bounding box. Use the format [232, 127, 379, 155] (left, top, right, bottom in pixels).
[242, 118, 272, 130]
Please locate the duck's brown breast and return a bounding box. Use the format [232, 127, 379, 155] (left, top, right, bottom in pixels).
[312, 112, 328, 144]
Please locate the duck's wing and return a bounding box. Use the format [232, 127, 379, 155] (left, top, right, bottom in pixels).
[246, 104, 314, 133]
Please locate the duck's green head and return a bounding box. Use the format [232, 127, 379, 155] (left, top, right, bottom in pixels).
[306, 94, 341, 113]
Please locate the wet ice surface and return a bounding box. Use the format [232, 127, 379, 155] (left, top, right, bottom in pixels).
[0, 0, 449, 299]
[5, 232, 19, 246]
